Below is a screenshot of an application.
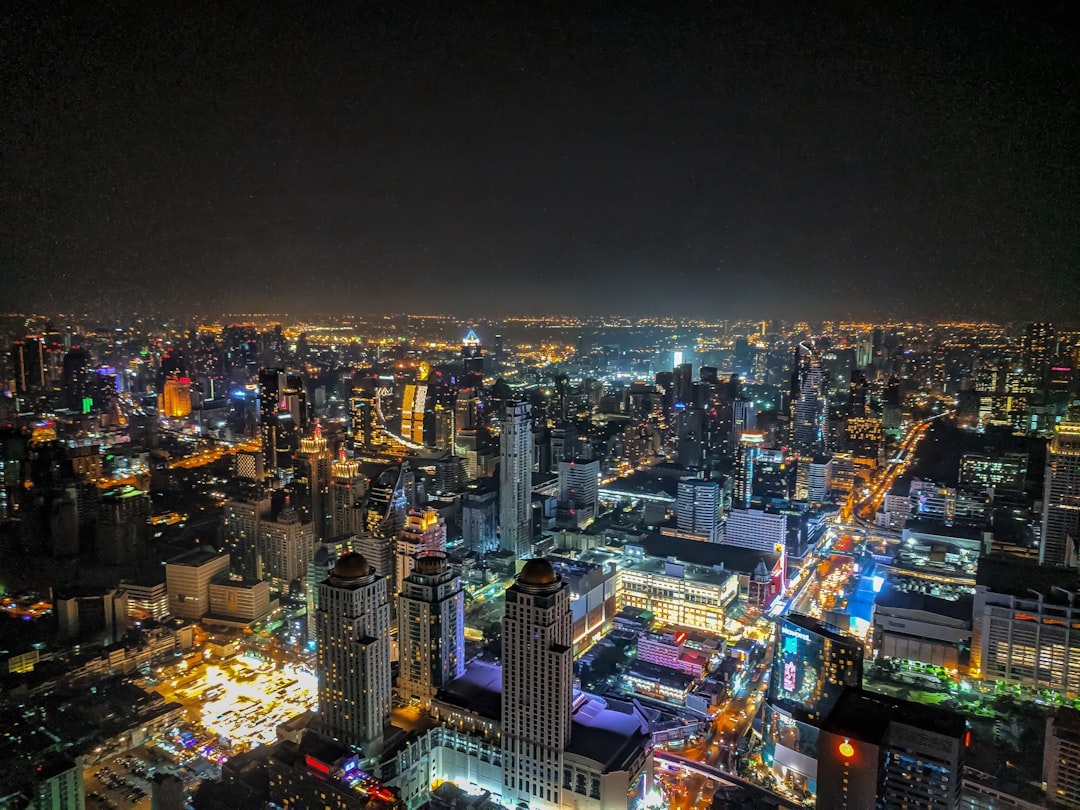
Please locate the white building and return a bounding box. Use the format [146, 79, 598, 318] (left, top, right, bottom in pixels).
[500, 400, 533, 558]
[316, 552, 392, 753]
[397, 553, 465, 707]
[723, 507, 788, 553]
[207, 580, 271, 625]
[502, 559, 574, 808]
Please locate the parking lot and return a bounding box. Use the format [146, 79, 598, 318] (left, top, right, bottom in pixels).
[85, 752, 153, 809]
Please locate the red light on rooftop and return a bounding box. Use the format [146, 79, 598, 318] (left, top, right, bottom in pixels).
[305, 754, 331, 774]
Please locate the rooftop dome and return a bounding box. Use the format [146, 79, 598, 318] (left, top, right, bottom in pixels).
[332, 552, 371, 579]
[519, 558, 557, 586]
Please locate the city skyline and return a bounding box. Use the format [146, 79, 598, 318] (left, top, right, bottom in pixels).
[3, 3, 1077, 320]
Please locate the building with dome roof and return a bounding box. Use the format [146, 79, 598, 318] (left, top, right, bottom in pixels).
[315, 551, 392, 754]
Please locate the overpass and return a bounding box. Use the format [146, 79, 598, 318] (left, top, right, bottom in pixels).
[654, 751, 801, 808]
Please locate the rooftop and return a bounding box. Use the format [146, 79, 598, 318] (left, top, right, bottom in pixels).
[642, 533, 781, 574]
[823, 687, 966, 743]
[873, 586, 973, 623]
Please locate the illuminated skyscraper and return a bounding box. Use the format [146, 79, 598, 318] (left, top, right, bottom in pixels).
[793, 344, 826, 457]
[1041, 421, 1080, 567]
[259, 368, 307, 478]
[296, 423, 332, 541]
[395, 507, 447, 595]
[396, 552, 464, 707]
[556, 459, 599, 529]
[462, 328, 483, 379]
[501, 559, 573, 809]
[735, 432, 765, 509]
[500, 400, 533, 558]
[1021, 321, 1055, 392]
[316, 552, 392, 753]
[400, 382, 428, 446]
[328, 449, 365, 539]
[306, 536, 354, 646]
[159, 375, 192, 418]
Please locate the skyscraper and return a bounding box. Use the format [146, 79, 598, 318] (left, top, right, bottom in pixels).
[1041, 421, 1080, 567]
[396, 552, 465, 708]
[499, 400, 533, 558]
[556, 458, 599, 529]
[1021, 321, 1055, 392]
[258, 499, 315, 594]
[676, 478, 720, 542]
[316, 552, 392, 753]
[735, 432, 765, 509]
[792, 342, 825, 456]
[395, 507, 447, 595]
[259, 369, 307, 478]
[501, 559, 573, 809]
[462, 329, 483, 379]
[296, 423, 332, 541]
[328, 448, 365, 539]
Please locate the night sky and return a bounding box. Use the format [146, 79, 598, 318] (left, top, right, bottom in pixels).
[2, 2, 1077, 320]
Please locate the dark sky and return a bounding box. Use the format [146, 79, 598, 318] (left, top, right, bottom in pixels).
[2, 2, 1077, 320]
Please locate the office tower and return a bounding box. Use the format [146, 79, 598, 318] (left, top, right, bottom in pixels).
[159, 376, 192, 418]
[549, 424, 577, 471]
[1045, 707, 1080, 809]
[397, 552, 465, 707]
[224, 491, 272, 580]
[462, 484, 499, 552]
[11, 337, 46, 393]
[883, 374, 902, 431]
[700, 365, 719, 385]
[796, 454, 832, 504]
[675, 406, 706, 467]
[1041, 422, 1080, 567]
[233, 449, 264, 483]
[30, 755, 84, 810]
[95, 485, 150, 567]
[501, 559, 573, 809]
[296, 423, 332, 541]
[764, 614, 865, 790]
[349, 378, 381, 450]
[1022, 321, 1055, 392]
[556, 458, 599, 529]
[793, 347, 826, 456]
[400, 382, 428, 445]
[306, 537, 354, 646]
[61, 348, 90, 412]
[56, 586, 128, 645]
[673, 362, 693, 405]
[258, 499, 315, 593]
[676, 478, 720, 542]
[731, 397, 757, 446]
[165, 549, 231, 620]
[817, 688, 965, 810]
[735, 432, 765, 509]
[396, 507, 447, 595]
[500, 400, 533, 558]
[316, 552, 392, 752]
[259, 368, 307, 477]
[847, 370, 869, 416]
[532, 424, 551, 473]
[329, 449, 365, 539]
[431, 455, 467, 494]
[462, 328, 483, 379]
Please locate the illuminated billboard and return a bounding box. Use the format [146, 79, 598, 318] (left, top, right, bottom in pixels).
[768, 615, 862, 720]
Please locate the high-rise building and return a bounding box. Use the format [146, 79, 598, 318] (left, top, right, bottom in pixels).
[499, 400, 533, 558]
[792, 343, 826, 457]
[29, 755, 84, 810]
[556, 459, 599, 529]
[400, 382, 428, 446]
[501, 559, 574, 809]
[259, 368, 306, 477]
[1021, 321, 1055, 392]
[159, 376, 192, 418]
[1041, 422, 1080, 567]
[795, 454, 832, 504]
[673, 362, 693, 405]
[1045, 706, 1080, 810]
[462, 484, 499, 552]
[676, 478, 720, 542]
[306, 537, 354, 646]
[461, 329, 483, 379]
[397, 552, 465, 707]
[817, 688, 965, 810]
[396, 507, 447, 595]
[258, 499, 315, 593]
[316, 552, 392, 753]
[295, 423, 332, 541]
[328, 449, 365, 539]
[224, 491, 272, 580]
[763, 614, 864, 790]
[95, 485, 150, 567]
[735, 432, 765, 509]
